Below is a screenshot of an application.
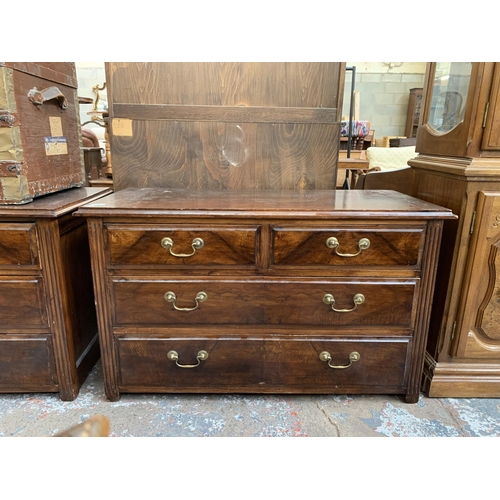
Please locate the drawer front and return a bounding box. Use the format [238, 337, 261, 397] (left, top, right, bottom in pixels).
[0, 223, 39, 268]
[106, 225, 258, 267]
[0, 278, 48, 328]
[117, 337, 410, 391]
[272, 227, 424, 267]
[0, 335, 56, 390]
[112, 278, 417, 328]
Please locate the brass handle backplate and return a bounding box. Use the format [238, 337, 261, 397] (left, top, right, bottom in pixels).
[164, 291, 207, 311]
[167, 350, 209, 368]
[161, 237, 204, 258]
[319, 351, 360, 369]
[323, 293, 365, 313]
[326, 236, 370, 257]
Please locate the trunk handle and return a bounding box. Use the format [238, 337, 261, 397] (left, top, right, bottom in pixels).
[28, 86, 68, 109]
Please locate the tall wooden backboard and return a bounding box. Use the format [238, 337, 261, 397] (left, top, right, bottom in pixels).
[105, 62, 345, 191]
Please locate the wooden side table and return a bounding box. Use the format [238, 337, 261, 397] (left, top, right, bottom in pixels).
[0, 187, 112, 400]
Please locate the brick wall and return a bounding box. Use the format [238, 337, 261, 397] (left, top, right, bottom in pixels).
[342, 70, 426, 139]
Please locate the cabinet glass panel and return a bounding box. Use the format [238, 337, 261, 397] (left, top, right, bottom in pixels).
[428, 62, 472, 133]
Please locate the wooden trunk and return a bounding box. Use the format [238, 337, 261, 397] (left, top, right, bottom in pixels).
[105, 62, 345, 192]
[0, 62, 85, 204]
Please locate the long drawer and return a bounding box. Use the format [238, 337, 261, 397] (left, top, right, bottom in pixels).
[111, 277, 418, 328]
[116, 336, 410, 393]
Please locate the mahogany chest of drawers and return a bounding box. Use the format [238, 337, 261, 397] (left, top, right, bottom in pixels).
[0, 187, 111, 400]
[77, 188, 454, 403]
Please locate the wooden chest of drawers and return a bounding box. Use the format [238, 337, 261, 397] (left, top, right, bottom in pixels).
[77, 188, 454, 403]
[0, 187, 112, 399]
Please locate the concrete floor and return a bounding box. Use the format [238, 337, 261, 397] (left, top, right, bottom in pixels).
[1, 361, 500, 437]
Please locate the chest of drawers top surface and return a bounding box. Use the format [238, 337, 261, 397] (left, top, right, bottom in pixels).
[77, 188, 455, 220]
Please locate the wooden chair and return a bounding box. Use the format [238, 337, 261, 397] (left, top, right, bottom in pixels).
[354, 166, 415, 196]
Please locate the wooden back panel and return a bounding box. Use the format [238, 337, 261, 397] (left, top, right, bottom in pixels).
[105, 62, 345, 191]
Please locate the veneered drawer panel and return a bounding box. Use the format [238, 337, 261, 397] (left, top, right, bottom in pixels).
[0, 335, 56, 390]
[106, 225, 258, 267]
[0, 223, 39, 267]
[112, 278, 417, 328]
[272, 227, 424, 267]
[0, 278, 48, 328]
[117, 337, 409, 391]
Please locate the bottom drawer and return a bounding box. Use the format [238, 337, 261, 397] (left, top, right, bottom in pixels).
[0, 335, 57, 392]
[116, 336, 410, 393]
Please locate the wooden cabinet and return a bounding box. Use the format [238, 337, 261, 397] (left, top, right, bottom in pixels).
[77, 188, 453, 403]
[404, 88, 423, 139]
[408, 62, 500, 396]
[0, 187, 111, 399]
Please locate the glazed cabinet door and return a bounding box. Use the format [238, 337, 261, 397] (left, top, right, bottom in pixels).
[452, 191, 500, 359]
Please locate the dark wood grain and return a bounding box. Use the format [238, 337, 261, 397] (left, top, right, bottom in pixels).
[0, 335, 56, 391]
[0, 223, 39, 266]
[405, 220, 444, 403]
[107, 225, 258, 267]
[111, 278, 417, 328]
[76, 188, 456, 219]
[107, 62, 344, 108]
[113, 104, 337, 123]
[86, 217, 120, 401]
[105, 63, 344, 192]
[0, 278, 48, 327]
[110, 121, 340, 191]
[117, 337, 410, 393]
[272, 227, 424, 267]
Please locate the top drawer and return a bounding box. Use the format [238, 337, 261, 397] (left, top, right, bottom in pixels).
[0, 223, 40, 268]
[272, 226, 425, 268]
[106, 225, 258, 268]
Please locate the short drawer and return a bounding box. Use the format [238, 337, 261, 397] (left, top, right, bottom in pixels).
[106, 225, 258, 267]
[0, 278, 48, 329]
[0, 223, 39, 268]
[116, 336, 410, 392]
[272, 227, 424, 267]
[0, 335, 56, 391]
[112, 278, 418, 328]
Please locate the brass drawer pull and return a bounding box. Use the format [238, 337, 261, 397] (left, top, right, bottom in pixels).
[319, 351, 360, 369]
[164, 291, 208, 311]
[323, 293, 364, 313]
[161, 237, 204, 257]
[326, 236, 370, 257]
[167, 350, 209, 368]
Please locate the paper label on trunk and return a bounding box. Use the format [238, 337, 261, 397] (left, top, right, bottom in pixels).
[44, 136, 68, 155]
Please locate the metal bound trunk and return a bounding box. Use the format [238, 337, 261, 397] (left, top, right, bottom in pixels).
[0, 62, 84, 204]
